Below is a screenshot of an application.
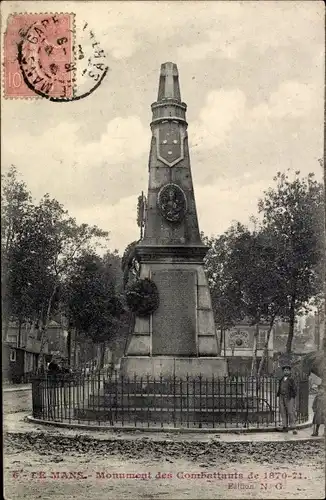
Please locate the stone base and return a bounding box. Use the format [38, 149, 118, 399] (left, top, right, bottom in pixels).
[120, 356, 228, 379]
[125, 263, 220, 358]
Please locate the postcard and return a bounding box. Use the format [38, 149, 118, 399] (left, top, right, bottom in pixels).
[2, 1, 325, 499]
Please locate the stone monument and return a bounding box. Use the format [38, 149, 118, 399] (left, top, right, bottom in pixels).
[121, 62, 228, 379]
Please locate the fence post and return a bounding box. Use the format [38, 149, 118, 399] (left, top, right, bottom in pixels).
[32, 376, 42, 418]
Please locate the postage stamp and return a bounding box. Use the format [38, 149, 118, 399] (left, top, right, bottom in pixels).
[4, 13, 75, 99]
[3, 13, 109, 101]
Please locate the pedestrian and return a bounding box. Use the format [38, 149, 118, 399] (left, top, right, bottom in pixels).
[276, 364, 298, 434]
[311, 384, 325, 437]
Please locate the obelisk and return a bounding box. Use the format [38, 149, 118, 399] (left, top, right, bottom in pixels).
[121, 62, 228, 378]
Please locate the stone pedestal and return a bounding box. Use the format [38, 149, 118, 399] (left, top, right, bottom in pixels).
[122, 246, 228, 378]
[120, 356, 228, 378]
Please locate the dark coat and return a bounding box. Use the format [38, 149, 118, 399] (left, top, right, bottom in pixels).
[276, 376, 297, 399]
[312, 392, 325, 424]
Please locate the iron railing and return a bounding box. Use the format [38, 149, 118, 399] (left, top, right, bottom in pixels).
[31, 370, 309, 430]
[20, 364, 109, 383]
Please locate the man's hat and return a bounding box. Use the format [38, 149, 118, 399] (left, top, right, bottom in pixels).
[281, 364, 292, 370]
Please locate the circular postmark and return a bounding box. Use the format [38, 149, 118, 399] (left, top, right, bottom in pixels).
[157, 183, 188, 223]
[16, 14, 108, 102]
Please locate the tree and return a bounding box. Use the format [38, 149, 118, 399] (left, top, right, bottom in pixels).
[204, 223, 288, 374]
[25, 194, 109, 362]
[63, 251, 124, 368]
[203, 230, 244, 354]
[103, 249, 124, 293]
[1, 166, 33, 341]
[258, 171, 324, 353]
[2, 167, 110, 364]
[225, 225, 287, 375]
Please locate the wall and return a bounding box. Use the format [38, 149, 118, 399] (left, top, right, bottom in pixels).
[2, 344, 11, 380]
[24, 350, 38, 372]
[3, 343, 40, 382]
[5, 322, 49, 354]
[8, 348, 25, 383]
[223, 323, 274, 357]
[227, 356, 270, 376]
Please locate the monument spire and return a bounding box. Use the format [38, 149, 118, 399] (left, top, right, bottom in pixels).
[157, 62, 181, 101]
[121, 63, 227, 378]
[141, 62, 203, 248]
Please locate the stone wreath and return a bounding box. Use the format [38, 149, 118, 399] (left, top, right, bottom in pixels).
[125, 278, 159, 317]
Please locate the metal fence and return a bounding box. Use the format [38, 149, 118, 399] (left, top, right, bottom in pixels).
[22, 366, 100, 383]
[31, 370, 309, 430]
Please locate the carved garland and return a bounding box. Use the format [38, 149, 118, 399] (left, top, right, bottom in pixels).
[125, 278, 159, 317]
[121, 240, 140, 288]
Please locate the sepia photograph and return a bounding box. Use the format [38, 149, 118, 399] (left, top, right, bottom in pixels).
[2, 1, 325, 499]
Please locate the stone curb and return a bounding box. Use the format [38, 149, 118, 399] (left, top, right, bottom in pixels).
[3, 384, 31, 393]
[26, 415, 312, 435]
[4, 415, 321, 444]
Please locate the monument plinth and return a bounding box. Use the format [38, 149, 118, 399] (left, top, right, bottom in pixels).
[121, 62, 227, 378]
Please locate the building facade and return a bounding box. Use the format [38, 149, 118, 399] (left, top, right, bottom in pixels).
[2, 319, 67, 383]
[223, 322, 274, 357]
[221, 322, 275, 375]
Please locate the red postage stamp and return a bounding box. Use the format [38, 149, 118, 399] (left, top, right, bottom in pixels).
[3, 13, 75, 99]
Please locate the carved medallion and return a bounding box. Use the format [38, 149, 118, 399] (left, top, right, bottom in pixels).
[228, 329, 250, 349]
[157, 183, 187, 223]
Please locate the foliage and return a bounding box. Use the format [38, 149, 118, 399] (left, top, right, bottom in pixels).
[258, 171, 324, 353]
[63, 251, 124, 346]
[204, 223, 288, 372]
[203, 229, 243, 354]
[291, 351, 325, 379]
[103, 249, 124, 292]
[125, 278, 159, 317]
[1, 167, 110, 361]
[204, 223, 287, 323]
[1, 167, 33, 336]
[1, 167, 32, 252]
[204, 171, 324, 364]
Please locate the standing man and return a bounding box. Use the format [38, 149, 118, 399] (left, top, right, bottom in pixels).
[276, 364, 298, 434]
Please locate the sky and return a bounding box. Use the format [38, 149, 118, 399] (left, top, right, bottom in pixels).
[2, 0, 324, 254]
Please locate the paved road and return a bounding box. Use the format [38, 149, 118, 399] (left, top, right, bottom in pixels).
[3, 386, 324, 499]
[4, 429, 325, 500]
[3, 386, 32, 414]
[3, 384, 32, 392]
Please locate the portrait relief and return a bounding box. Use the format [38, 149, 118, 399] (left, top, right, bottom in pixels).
[158, 183, 188, 222]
